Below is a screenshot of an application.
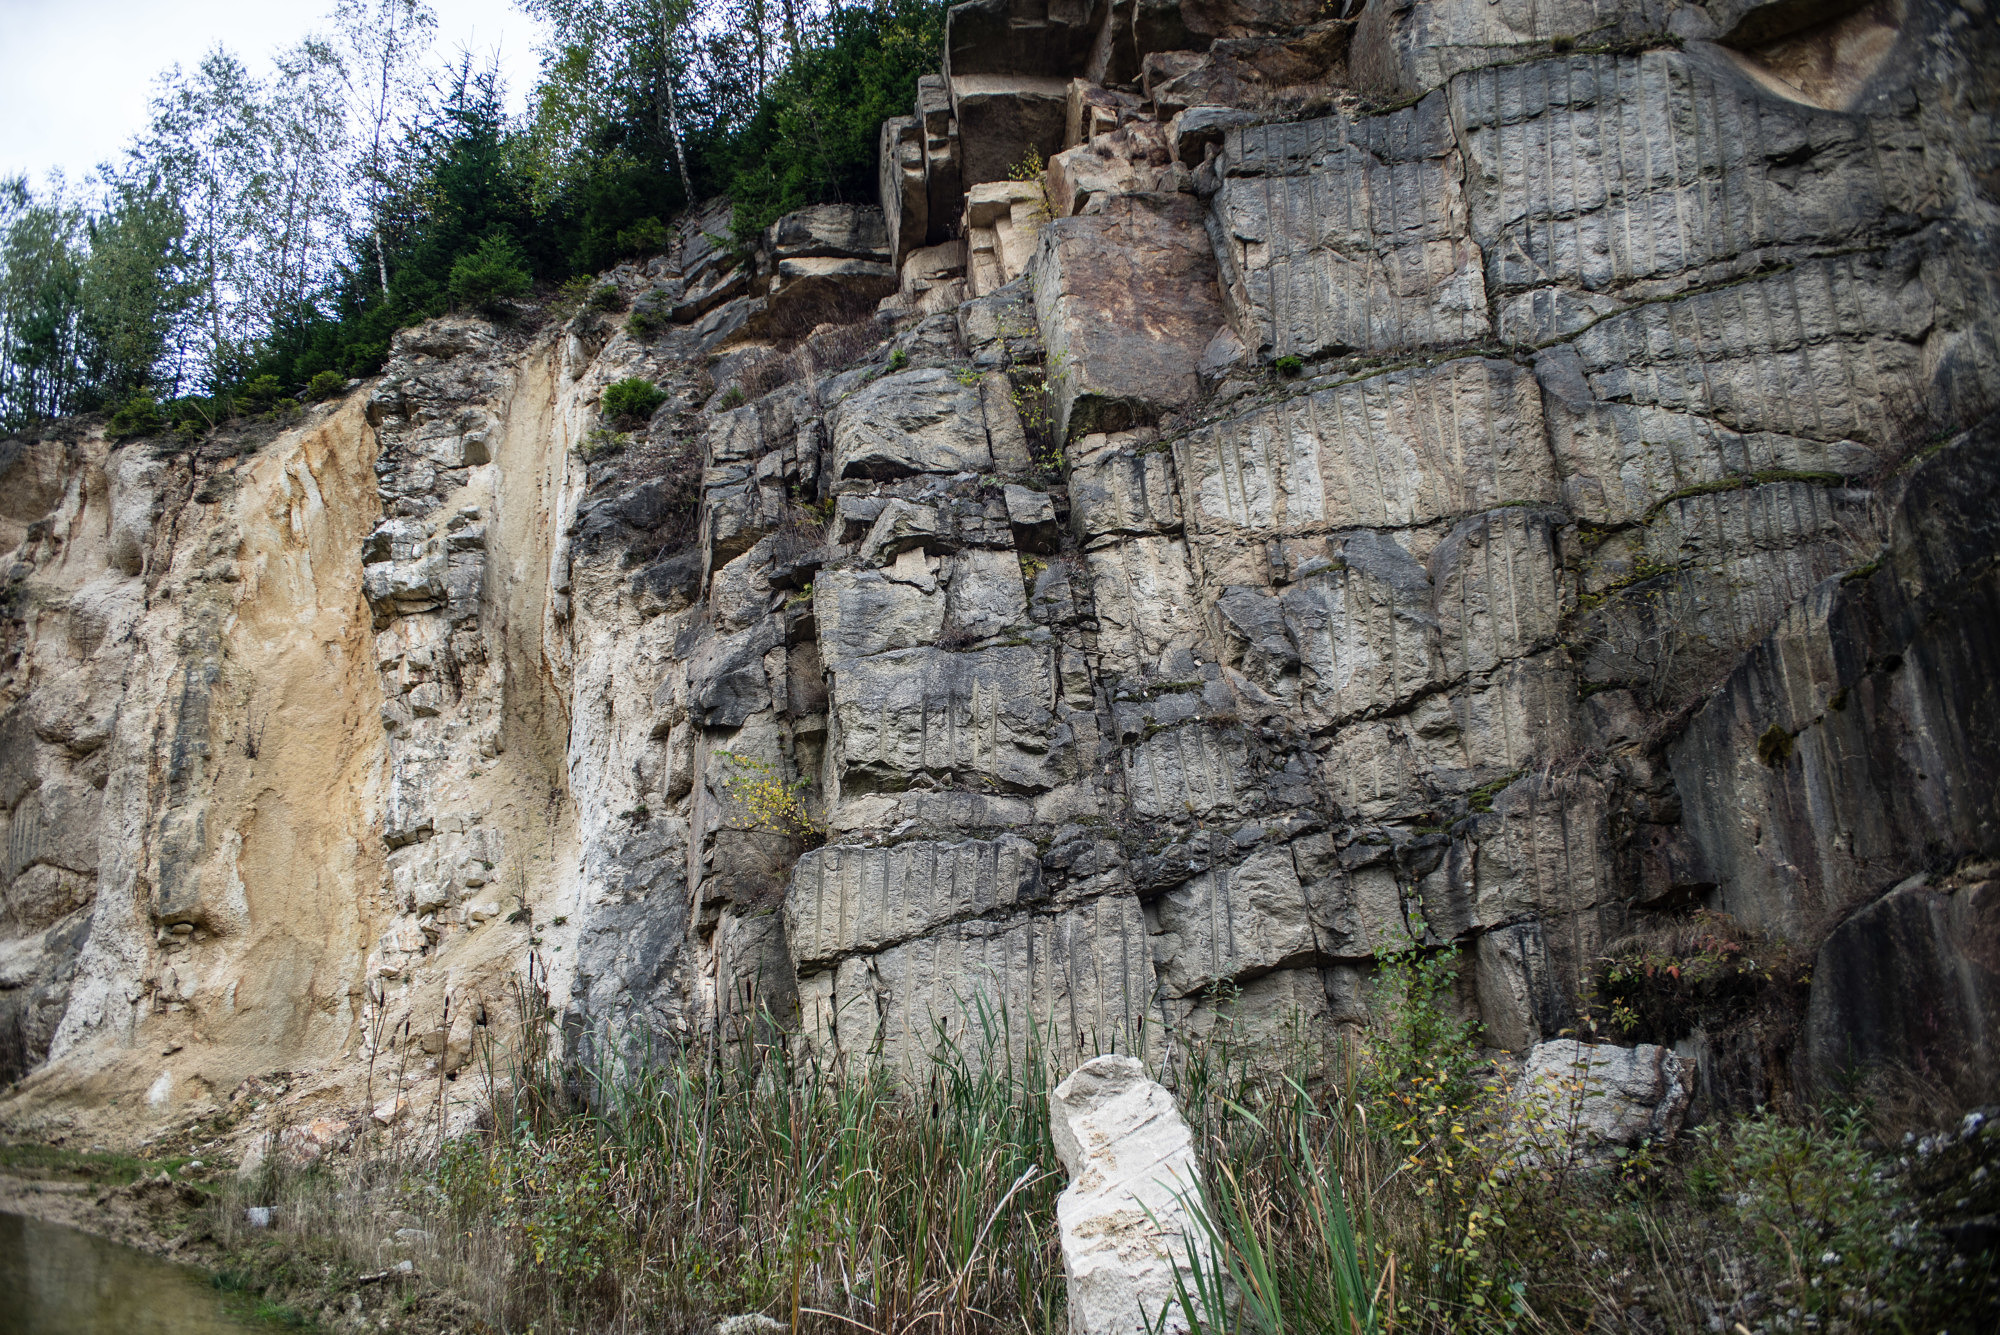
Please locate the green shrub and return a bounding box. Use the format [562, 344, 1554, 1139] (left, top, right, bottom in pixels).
[232, 374, 284, 415]
[1694, 1109, 1915, 1322]
[1274, 355, 1304, 377]
[448, 232, 532, 312]
[105, 391, 165, 440]
[586, 283, 625, 313]
[600, 377, 666, 427]
[615, 215, 671, 256]
[718, 385, 746, 410]
[305, 370, 346, 401]
[888, 347, 908, 370]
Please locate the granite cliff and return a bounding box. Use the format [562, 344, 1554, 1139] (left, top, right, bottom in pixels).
[3, 0, 1997, 1145]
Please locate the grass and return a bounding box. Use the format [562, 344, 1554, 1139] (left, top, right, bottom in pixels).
[180, 958, 2000, 1335]
[0, 1141, 199, 1183]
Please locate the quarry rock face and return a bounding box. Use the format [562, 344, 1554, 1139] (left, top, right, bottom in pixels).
[4, 0, 2000, 1143]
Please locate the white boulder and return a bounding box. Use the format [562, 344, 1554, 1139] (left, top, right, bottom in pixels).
[1049, 1055, 1212, 1335]
[1512, 1039, 1691, 1157]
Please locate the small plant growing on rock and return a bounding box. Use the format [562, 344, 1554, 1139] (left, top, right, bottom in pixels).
[888, 347, 908, 371]
[718, 385, 746, 410]
[306, 369, 346, 401]
[580, 427, 628, 460]
[233, 374, 285, 416]
[625, 305, 664, 339]
[716, 751, 825, 848]
[1274, 355, 1304, 377]
[106, 391, 166, 440]
[601, 377, 666, 428]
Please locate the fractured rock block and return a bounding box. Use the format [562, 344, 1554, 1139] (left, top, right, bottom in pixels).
[767, 203, 891, 261]
[952, 75, 1073, 187]
[1446, 774, 1613, 936]
[947, 0, 1106, 83]
[916, 75, 965, 245]
[1085, 535, 1208, 680]
[814, 565, 949, 668]
[1354, 0, 1678, 98]
[1123, 721, 1246, 818]
[360, 518, 447, 624]
[1048, 122, 1177, 217]
[1513, 1039, 1691, 1153]
[900, 239, 968, 315]
[966, 180, 1052, 294]
[1132, 0, 1323, 57]
[1318, 652, 1578, 819]
[1065, 78, 1145, 148]
[1151, 845, 1318, 997]
[786, 835, 1045, 969]
[829, 644, 1059, 793]
[1034, 192, 1227, 441]
[1051, 1054, 1212, 1335]
[829, 367, 999, 479]
[1232, 530, 1443, 728]
[1451, 51, 1928, 306]
[1292, 836, 1417, 961]
[1142, 24, 1351, 117]
[802, 893, 1152, 1070]
[1556, 253, 1931, 464]
[1069, 433, 1182, 539]
[881, 116, 929, 265]
[1211, 97, 1489, 361]
[1173, 357, 1552, 535]
[1429, 507, 1566, 680]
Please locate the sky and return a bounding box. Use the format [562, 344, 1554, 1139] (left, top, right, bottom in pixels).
[0, 0, 548, 187]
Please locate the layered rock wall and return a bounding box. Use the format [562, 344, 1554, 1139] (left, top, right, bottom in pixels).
[3, 0, 1998, 1138]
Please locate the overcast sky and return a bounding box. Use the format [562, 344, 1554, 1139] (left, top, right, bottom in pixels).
[0, 0, 548, 188]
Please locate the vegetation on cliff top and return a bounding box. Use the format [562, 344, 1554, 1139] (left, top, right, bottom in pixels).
[0, 0, 945, 431]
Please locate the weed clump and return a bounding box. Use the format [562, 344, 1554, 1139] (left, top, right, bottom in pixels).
[601, 376, 666, 428]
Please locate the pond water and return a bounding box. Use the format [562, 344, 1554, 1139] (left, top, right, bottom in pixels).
[0, 1211, 265, 1334]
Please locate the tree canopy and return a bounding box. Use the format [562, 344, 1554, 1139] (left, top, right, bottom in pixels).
[0, 0, 947, 431]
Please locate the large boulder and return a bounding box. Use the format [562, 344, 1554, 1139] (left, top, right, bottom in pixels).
[1513, 1040, 1691, 1154]
[1033, 192, 1227, 440]
[1051, 1055, 1212, 1335]
[947, 0, 1107, 81]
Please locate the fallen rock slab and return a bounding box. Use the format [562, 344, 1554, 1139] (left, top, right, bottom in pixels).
[1512, 1039, 1690, 1159]
[1051, 1054, 1212, 1335]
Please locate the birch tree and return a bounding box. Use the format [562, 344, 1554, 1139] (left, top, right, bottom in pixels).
[336, 0, 438, 295]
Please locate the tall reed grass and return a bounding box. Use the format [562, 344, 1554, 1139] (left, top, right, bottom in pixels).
[206, 955, 1995, 1335]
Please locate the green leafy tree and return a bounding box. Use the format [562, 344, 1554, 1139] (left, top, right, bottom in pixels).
[334, 0, 439, 297]
[0, 177, 90, 424]
[81, 176, 193, 403]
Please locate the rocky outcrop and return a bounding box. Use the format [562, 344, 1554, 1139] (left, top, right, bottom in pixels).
[4, 0, 1999, 1141]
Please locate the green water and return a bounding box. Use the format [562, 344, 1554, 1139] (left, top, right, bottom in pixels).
[0, 1211, 265, 1334]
